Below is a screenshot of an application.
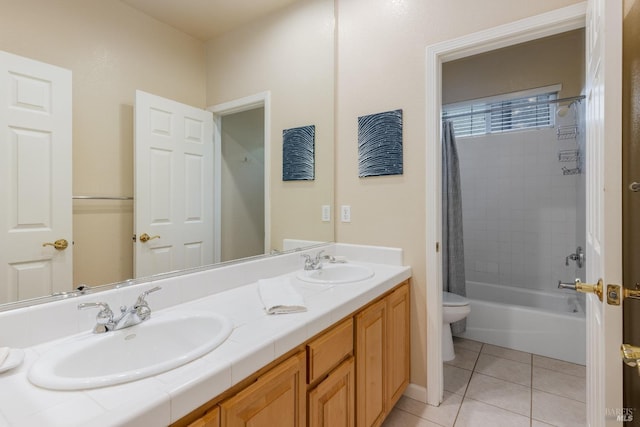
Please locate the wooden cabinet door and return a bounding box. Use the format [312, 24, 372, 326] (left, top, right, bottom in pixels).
[188, 406, 220, 427]
[220, 352, 306, 427]
[355, 298, 386, 427]
[385, 283, 410, 410]
[308, 357, 355, 427]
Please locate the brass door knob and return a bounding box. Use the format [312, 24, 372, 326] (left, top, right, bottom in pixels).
[574, 278, 603, 302]
[139, 233, 160, 243]
[621, 344, 640, 376]
[42, 239, 69, 250]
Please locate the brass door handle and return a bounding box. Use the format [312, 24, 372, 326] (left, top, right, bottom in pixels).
[139, 233, 160, 243]
[42, 239, 69, 250]
[574, 278, 603, 302]
[621, 344, 640, 376]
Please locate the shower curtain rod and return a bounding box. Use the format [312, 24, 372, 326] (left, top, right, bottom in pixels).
[442, 94, 585, 121]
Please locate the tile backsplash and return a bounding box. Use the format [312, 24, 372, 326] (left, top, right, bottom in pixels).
[0, 243, 404, 349]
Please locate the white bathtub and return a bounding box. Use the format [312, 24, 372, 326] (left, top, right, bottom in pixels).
[457, 281, 586, 365]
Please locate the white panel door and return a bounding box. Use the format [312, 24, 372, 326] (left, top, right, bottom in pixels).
[134, 91, 214, 278]
[0, 51, 72, 303]
[584, 0, 623, 425]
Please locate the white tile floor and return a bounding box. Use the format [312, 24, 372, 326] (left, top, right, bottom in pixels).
[382, 338, 586, 427]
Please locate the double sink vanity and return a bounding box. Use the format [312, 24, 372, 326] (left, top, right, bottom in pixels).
[0, 243, 411, 426]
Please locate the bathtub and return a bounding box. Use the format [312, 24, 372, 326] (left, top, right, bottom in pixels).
[456, 281, 586, 365]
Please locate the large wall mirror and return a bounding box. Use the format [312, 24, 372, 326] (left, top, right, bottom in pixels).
[0, 0, 334, 308]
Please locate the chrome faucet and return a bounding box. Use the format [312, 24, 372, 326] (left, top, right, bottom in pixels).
[301, 250, 325, 270]
[565, 246, 584, 268]
[78, 286, 161, 334]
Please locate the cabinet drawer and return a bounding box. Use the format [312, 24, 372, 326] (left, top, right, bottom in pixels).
[307, 318, 353, 384]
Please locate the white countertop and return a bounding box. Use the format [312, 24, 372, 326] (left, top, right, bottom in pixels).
[0, 251, 410, 427]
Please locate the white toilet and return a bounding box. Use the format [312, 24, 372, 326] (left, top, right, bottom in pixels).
[442, 291, 471, 362]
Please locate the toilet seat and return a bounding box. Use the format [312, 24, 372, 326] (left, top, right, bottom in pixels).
[443, 291, 469, 307]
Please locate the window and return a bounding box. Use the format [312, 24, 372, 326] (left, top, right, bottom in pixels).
[442, 87, 558, 138]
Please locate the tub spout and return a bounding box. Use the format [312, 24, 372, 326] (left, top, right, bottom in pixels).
[558, 280, 577, 290]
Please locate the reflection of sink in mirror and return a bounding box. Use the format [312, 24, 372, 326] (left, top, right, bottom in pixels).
[296, 264, 375, 284]
[28, 310, 233, 390]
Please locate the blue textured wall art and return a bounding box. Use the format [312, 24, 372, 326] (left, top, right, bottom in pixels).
[282, 125, 315, 181]
[358, 109, 403, 177]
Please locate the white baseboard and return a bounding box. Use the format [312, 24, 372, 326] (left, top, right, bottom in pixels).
[403, 383, 428, 403]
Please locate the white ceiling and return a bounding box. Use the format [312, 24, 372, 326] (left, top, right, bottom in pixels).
[120, 0, 299, 41]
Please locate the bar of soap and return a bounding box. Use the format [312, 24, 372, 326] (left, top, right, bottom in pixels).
[0, 347, 9, 367]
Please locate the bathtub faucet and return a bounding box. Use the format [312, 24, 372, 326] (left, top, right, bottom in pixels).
[565, 246, 584, 268]
[558, 280, 577, 291]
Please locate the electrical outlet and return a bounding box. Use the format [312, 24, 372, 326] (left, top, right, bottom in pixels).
[321, 205, 331, 222]
[341, 205, 351, 223]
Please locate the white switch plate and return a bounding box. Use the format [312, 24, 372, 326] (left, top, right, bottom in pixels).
[322, 205, 331, 222]
[341, 205, 351, 223]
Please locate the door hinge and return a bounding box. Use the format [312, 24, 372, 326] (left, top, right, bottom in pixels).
[436, 242, 440, 253]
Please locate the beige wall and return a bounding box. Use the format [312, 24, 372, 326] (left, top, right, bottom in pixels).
[0, 0, 206, 288]
[206, 0, 335, 251]
[443, 29, 585, 104]
[335, 0, 582, 388]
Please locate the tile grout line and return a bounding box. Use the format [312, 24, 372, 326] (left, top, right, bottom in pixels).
[530, 352, 534, 427]
[451, 339, 586, 426]
[451, 342, 483, 427]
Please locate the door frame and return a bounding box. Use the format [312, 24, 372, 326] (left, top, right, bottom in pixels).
[424, 3, 587, 405]
[208, 92, 271, 263]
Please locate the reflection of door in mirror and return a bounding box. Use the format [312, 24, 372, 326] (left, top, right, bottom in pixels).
[134, 91, 214, 278]
[221, 108, 265, 262]
[0, 51, 73, 303]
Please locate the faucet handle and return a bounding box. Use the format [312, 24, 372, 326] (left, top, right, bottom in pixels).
[135, 286, 161, 306]
[78, 301, 113, 316]
[133, 286, 161, 321]
[301, 254, 313, 269]
[78, 302, 114, 333]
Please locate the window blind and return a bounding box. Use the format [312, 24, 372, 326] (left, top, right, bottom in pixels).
[443, 91, 556, 138]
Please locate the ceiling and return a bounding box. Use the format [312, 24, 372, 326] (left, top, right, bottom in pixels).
[120, 0, 299, 41]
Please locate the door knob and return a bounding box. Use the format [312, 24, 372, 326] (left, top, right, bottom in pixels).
[621, 344, 640, 376]
[139, 233, 160, 243]
[623, 284, 640, 300]
[42, 239, 69, 250]
[573, 278, 603, 301]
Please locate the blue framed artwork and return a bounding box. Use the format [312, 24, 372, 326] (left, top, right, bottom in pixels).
[282, 125, 315, 181]
[358, 109, 403, 177]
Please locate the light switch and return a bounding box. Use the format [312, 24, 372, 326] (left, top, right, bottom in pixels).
[341, 205, 351, 223]
[322, 205, 331, 222]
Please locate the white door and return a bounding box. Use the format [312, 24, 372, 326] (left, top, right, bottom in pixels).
[584, 0, 623, 425]
[0, 51, 72, 304]
[134, 91, 214, 278]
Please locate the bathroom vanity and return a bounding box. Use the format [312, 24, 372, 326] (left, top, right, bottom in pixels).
[177, 281, 409, 427]
[0, 244, 411, 426]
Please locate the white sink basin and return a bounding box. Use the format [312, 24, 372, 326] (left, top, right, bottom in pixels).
[28, 310, 233, 390]
[296, 263, 375, 284]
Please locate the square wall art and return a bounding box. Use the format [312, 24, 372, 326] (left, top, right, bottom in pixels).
[358, 109, 403, 177]
[282, 125, 315, 181]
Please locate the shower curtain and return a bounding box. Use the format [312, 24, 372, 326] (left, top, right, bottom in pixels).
[442, 120, 466, 333]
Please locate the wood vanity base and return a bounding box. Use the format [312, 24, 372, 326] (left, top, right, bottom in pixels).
[174, 280, 410, 427]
